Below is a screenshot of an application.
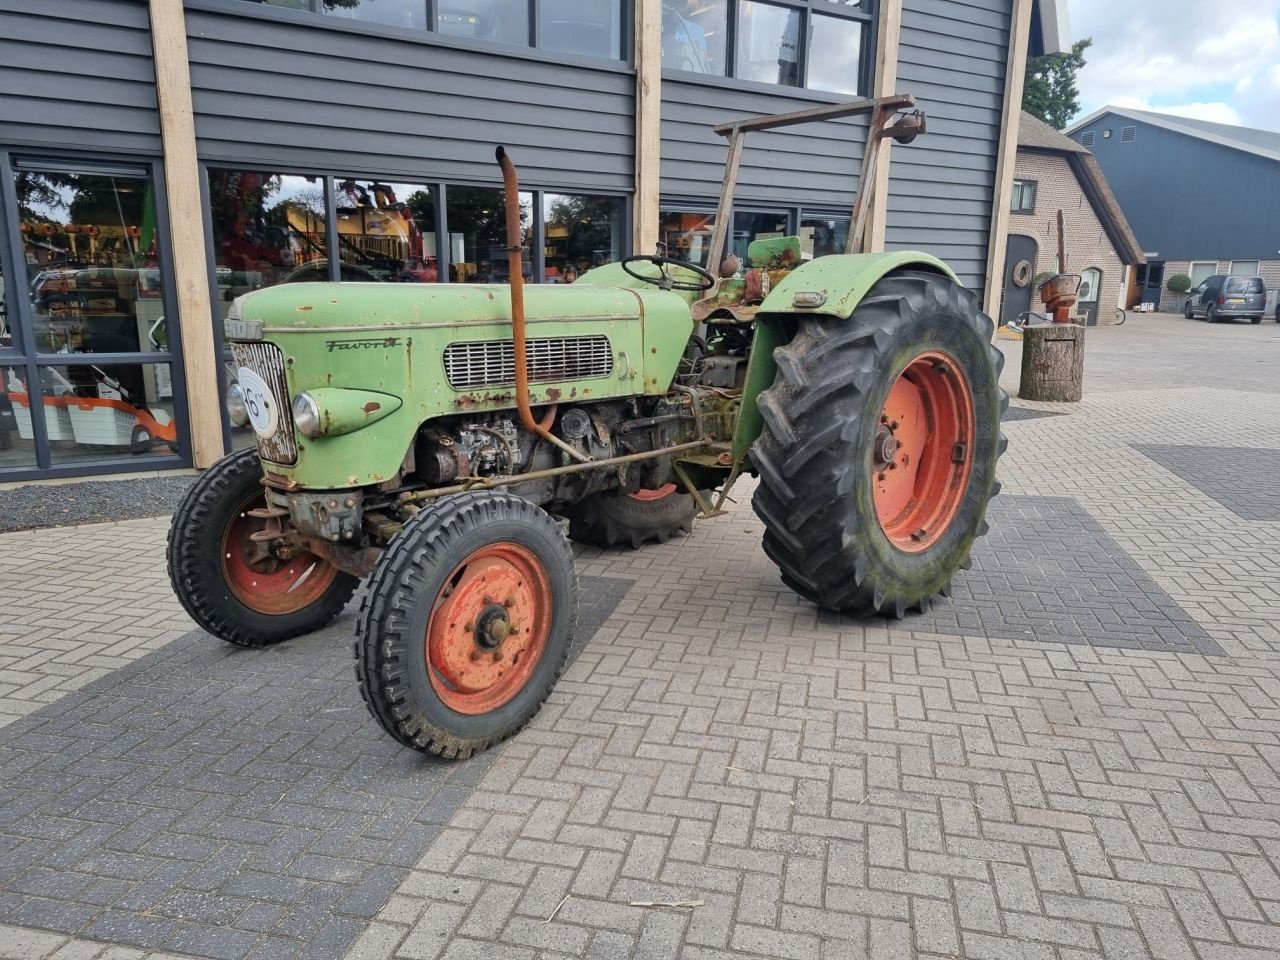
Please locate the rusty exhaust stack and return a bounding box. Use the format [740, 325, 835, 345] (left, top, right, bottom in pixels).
[495, 146, 589, 463]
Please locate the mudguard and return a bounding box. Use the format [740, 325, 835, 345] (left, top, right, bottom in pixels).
[731, 252, 963, 459]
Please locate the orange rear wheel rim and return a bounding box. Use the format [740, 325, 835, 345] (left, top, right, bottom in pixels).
[626, 483, 676, 502]
[871, 352, 975, 553]
[425, 543, 551, 715]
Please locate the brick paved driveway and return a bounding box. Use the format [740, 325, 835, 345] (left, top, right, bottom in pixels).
[1, 312, 1279, 960]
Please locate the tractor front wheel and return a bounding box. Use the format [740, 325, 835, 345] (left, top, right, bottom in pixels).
[566, 484, 696, 549]
[751, 269, 1006, 617]
[167, 448, 359, 646]
[355, 491, 578, 758]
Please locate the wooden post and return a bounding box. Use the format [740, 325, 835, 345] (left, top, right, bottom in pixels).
[982, 0, 1034, 316]
[633, 0, 662, 255]
[866, 0, 902, 253]
[150, 0, 223, 468]
[1020, 323, 1085, 402]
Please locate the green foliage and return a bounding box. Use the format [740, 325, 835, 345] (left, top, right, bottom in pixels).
[1166, 274, 1192, 293]
[1024, 38, 1093, 130]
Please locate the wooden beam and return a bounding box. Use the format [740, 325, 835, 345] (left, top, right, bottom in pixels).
[149, 0, 223, 469]
[633, 0, 662, 255]
[983, 0, 1034, 315]
[866, 0, 903, 253]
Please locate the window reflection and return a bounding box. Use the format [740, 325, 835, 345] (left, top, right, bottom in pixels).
[16, 168, 167, 356]
[732, 210, 789, 264]
[207, 170, 328, 320]
[661, 0, 727, 75]
[437, 0, 529, 45]
[736, 1, 800, 86]
[321, 0, 426, 29]
[658, 210, 716, 267]
[543, 194, 624, 282]
[0, 244, 10, 351]
[335, 179, 438, 282]
[807, 14, 863, 95]
[800, 216, 849, 259]
[539, 0, 621, 59]
[446, 187, 532, 283]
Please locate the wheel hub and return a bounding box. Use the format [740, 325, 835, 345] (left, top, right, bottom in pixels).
[873, 427, 900, 468]
[220, 492, 340, 614]
[474, 602, 513, 649]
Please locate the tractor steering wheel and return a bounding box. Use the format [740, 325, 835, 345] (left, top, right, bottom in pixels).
[621, 255, 717, 293]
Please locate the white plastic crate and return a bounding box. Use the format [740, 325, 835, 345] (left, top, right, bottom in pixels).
[66, 400, 138, 446]
[12, 395, 73, 441]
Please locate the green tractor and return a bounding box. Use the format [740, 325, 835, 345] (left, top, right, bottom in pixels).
[168, 95, 1006, 758]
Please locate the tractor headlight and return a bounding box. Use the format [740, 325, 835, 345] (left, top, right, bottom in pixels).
[226, 382, 250, 428]
[292, 393, 322, 439]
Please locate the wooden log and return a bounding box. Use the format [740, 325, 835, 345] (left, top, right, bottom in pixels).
[1020, 323, 1086, 402]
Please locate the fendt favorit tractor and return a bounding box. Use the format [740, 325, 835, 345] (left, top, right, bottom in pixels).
[168, 96, 1007, 758]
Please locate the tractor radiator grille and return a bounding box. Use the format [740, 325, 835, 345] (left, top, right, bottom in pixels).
[229, 340, 298, 465]
[443, 336, 614, 390]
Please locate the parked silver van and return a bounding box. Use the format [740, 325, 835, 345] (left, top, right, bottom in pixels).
[1183, 275, 1267, 323]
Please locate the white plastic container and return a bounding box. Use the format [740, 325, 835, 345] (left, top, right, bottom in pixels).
[12, 394, 73, 441]
[66, 399, 137, 446]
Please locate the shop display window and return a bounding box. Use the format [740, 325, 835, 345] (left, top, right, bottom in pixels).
[320, 0, 426, 28]
[15, 167, 168, 356]
[799, 215, 850, 258]
[736, 1, 801, 87]
[661, 0, 728, 75]
[334, 179, 439, 283]
[0, 245, 11, 353]
[437, 0, 529, 45]
[0, 363, 38, 470]
[658, 210, 716, 267]
[207, 170, 329, 321]
[731, 209, 790, 264]
[808, 13, 864, 95]
[542, 194, 624, 283]
[539, 0, 622, 60]
[445, 186, 532, 283]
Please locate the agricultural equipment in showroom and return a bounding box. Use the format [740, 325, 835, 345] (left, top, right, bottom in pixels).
[168, 95, 1007, 758]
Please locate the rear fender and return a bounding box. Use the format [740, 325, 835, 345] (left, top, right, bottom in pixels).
[731, 252, 960, 459]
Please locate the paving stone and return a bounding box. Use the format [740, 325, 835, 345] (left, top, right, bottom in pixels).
[1135, 444, 1280, 521]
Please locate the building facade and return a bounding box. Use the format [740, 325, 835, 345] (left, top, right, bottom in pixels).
[0, 0, 1062, 482]
[1067, 106, 1280, 313]
[1000, 111, 1142, 326]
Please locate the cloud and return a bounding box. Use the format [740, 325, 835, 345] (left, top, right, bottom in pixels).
[1068, 0, 1280, 129]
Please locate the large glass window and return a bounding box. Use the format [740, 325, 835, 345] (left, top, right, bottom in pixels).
[737, 2, 801, 86]
[437, 0, 529, 45]
[540, 0, 621, 59]
[334, 179, 438, 282]
[446, 186, 532, 283]
[800, 215, 849, 259]
[659, 209, 716, 267]
[543, 194, 625, 282]
[320, 0, 425, 28]
[662, 0, 728, 75]
[807, 13, 864, 94]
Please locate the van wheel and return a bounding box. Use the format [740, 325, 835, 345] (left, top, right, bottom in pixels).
[1251, 316, 1263, 324]
[1205, 305, 1216, 323]
[1183, 302, 1192, 319]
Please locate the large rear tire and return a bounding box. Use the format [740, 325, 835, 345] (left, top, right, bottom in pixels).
[167, 448, 359, 646]
[751, 269, 1006, 618]
[355, 491, 578, 758]
[566, 484, 696, 549]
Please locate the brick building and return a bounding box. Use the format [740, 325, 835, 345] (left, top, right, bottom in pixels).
[998, 112, 1144, 326]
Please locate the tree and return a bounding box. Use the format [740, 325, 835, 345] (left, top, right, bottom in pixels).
[1024, 38, 1093, 131]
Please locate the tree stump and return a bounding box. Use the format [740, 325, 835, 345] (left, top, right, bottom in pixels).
[1020, 323, 1085, 402]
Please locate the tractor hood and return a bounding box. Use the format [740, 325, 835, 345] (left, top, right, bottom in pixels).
[229, 282, 648, 333]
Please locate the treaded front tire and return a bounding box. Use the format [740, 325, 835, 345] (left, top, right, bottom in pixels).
[751, 269, 1006, 618]
[167, 448, 359, 646]
[355, 491, 578, 759]
[566, 484, 696, 549]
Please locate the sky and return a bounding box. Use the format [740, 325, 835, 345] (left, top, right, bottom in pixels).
[1068, 0, 1280, 130]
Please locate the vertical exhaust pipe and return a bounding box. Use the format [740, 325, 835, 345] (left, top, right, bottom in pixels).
[494, 146, 588, 462]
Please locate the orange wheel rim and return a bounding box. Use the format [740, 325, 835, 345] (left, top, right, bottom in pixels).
[425, 543, 551, 715]
[220, 493, 341, 614]
[871, 352, 975, 553]
[626, 483, 676, 502]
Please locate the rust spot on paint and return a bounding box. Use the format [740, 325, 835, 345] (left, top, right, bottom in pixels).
[569, 387, 578, 398]
[546, 387, 562, 402]
[363, 401, 382, 414]
[487, 292, 495, 300]
[297, 305, 314, 312]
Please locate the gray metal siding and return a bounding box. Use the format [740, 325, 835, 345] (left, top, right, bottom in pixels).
[660, 78, 870, 208]
[888, 0, 1010, 292]
[0, 0, 161, 155]
[185, 2, 635, 191]
[1072, 116, 1280, 262]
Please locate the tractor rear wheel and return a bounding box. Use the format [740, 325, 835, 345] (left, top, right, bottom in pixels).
[355, 491, 577, 758]
[167, 448, 359, 646]
[566, 484, 696, 549]
[751, 269, 1006, 618]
